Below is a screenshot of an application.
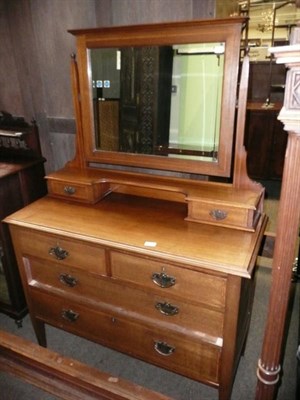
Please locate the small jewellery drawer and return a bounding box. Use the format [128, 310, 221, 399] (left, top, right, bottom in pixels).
[27, 259, 223, 340]
[47, 178, 110, 204]
[186, 199, 259, 231]
[15, 228, 106, 275]
[31, 290, 221, 384]
[47, 180, 91, 201]
[110, 252, 226, 309]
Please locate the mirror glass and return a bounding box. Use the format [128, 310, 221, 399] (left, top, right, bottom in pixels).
[90, 43, 225, 163]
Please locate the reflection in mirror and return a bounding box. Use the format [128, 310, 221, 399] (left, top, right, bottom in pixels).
[91, 49, 121, 151]
[90, 42, 224, 163]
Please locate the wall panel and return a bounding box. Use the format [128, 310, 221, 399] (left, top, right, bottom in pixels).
[0, 0, 42, 120]
[110, 0, 193, 25]
[30, 0, 98, 172]
[31, 0, 98, 118]
[0, 1, 24, 116]
[0, 0, 216, 174]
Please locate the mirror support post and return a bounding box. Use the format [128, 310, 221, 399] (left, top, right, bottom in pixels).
[233, 51, 264, 196]
[69, 53, 86, 169]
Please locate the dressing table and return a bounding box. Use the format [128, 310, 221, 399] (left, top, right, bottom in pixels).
[4, 18, 267, 400]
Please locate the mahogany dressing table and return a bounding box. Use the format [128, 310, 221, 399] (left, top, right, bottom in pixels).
[4, 18, 267, 400]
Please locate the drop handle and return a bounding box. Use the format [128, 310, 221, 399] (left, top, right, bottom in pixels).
[64, 186, 76, 195]
[154, 341, 175, 356]
[152, 272, 176, 288]
[209, 209, 227, 221]
[59, 273, 78, 287]
[49, 246, 69, 260]
[61, 309, 79, 323]
[155, 302, 179, 316]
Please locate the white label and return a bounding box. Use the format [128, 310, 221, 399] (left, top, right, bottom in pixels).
[144, 241, 157, 247]
[116, 50, 121, 70]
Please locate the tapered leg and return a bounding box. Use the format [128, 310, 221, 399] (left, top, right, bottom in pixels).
[31, 317, 47, 347]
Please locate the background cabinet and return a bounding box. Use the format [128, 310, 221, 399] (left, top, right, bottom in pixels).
[245, 61, 287, 183]
[0, 116, 46, 324]
[244, 103, 287, 181]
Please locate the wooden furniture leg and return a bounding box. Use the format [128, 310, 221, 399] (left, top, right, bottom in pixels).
[31, 318, 47, 347]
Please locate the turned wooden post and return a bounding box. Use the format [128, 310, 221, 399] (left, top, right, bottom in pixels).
[255, 22, 300, 400]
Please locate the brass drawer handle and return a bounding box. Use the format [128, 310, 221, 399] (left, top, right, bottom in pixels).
[152, 272, 176, 288]
[59, 273, 78, 287]
[64, 186, 76, 195]
[154, 341, 175, 356]
[49, 246, 69, 260]
[209, 209, 227, 220]
[61, 309, 79, 322]
[155, 302, 179, 316]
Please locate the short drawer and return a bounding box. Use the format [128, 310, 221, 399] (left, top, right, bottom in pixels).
[47, 178, 110, 204]
[110, 251, 226, 309]
[26, 259, 223, 342]
[48, 180, 92, 201]
[186, 199, 258, 231]
[31, 290, 221, 384]
[14, 228, 107, 275]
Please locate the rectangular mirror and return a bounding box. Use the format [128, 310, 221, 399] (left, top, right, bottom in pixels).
[91, 42, 225, 163]
[70, 18, 245, 177]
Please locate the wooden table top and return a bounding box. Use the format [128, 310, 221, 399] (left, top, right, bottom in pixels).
[5, 194, 267, 279]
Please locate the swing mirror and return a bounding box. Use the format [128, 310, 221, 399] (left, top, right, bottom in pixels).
[70, 18, 245, 176]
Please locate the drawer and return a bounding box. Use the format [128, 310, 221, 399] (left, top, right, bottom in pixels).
[15, 228, 107, 275]
[47, 178, 110, 204]
[186, 199, 259, 231]
[26, 259, 223, 342]
[31, 290, 221, 384]
[110, 251, 226, 309]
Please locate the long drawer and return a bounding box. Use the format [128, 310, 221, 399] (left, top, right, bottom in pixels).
[25, 258, 224, 342]
[30, 289, 221, 385]
[111, 251, 227, 309]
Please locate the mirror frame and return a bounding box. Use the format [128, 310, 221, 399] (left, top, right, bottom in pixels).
[69, 18, 246, 177]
